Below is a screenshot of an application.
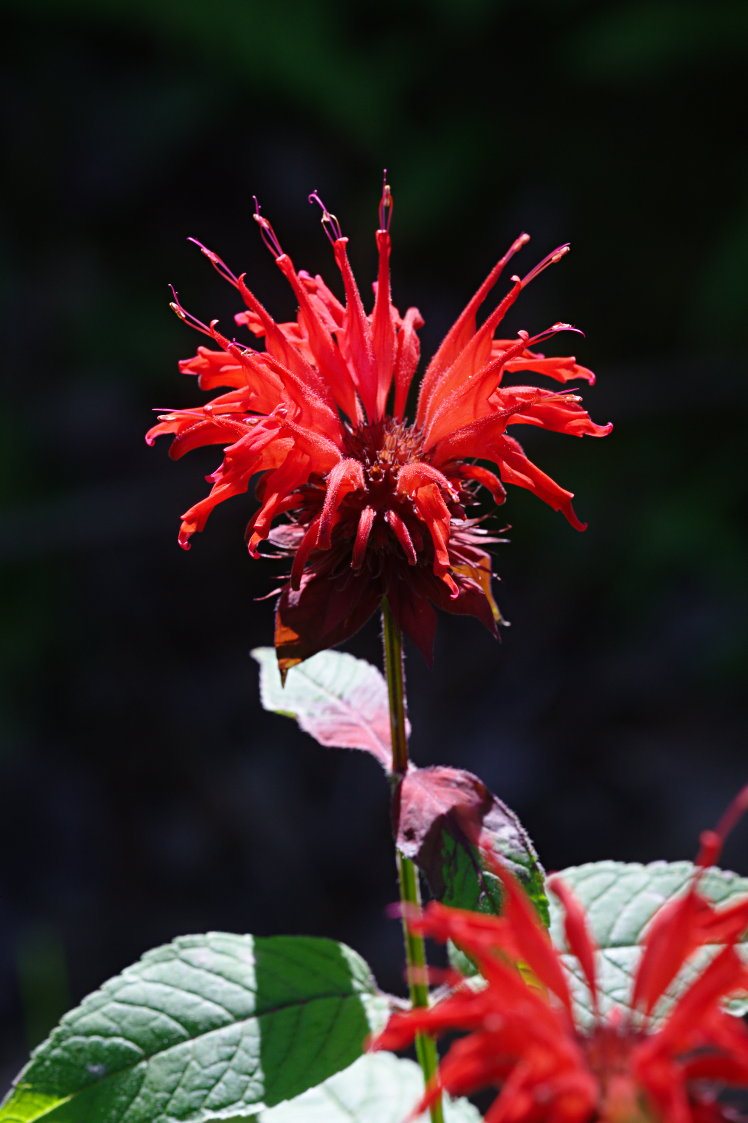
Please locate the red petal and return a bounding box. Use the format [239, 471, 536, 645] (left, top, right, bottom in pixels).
[416, 233, 529, 421]
[548, 877, 599, 1015]
[317, 458, 366, 548]
[351, 506, 376, 570]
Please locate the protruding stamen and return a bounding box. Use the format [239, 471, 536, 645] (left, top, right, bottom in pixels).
[252, 197, 285, 258]
[520, 243, 570, 287]
[308, 190, 344, 243]
[518, 322, 584, 352]
[169, 287, 219, 339]
[378, 174, 393, 232]
[187, 238, 241, 287]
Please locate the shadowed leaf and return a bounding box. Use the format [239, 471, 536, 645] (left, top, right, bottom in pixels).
[395, 765, 548, 925]
[0, 934, 388, 1123]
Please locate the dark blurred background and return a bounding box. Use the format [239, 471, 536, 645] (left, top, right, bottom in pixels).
[2, 0, 747, 1080]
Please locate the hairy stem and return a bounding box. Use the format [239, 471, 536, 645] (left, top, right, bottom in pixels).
[381, 599, 444, 1123]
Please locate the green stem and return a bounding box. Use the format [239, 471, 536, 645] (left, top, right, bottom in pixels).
[381, 600, 445, 1123]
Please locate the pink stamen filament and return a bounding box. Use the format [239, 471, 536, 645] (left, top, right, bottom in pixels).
[520, 243, 570, 287]
[187, 238, 241, 287]
[308, 190, 344, 243]
[379, 177, 393, 232]
[253, 198, 285, 258]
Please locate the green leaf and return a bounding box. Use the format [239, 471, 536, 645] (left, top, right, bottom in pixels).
[396, 766, 548, 927]
[209, 1054, 482, 1122]
[0, 933, 389, 1123]
[252, 647, 403, 770]
[549, 860, 748, 1025]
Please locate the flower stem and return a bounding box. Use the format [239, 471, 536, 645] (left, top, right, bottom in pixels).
[381, 599, 444, 1123]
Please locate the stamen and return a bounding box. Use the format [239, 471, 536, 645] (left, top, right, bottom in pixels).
[522, 322, 584, 350]
[187, 238, 240, 287]
[520, 243, 570, 287]
[308, 190, 344, 243]
[169, 287, 220, 339]
[510, 231, 531, 255]
[252, 197, 285, 258]
[378, 173, 393, 232]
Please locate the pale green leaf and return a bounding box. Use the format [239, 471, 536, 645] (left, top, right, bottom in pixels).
[211, 1054, 482, 1122]
[549, 860, 748, 1025]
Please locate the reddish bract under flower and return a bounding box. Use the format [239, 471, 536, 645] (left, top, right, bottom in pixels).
[147, 185, 611, 675]
[372, 787, 748, 1123]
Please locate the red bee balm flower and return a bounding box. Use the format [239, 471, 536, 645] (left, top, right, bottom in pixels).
[373, 788, 748, 1123]
[147, 186, 611, 675]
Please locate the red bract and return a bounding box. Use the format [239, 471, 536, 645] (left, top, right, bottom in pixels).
[147, 185, 611, 676]
[373, 788, 748, 1123]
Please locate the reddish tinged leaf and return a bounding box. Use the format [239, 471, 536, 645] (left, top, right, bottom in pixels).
[394, 765, 548, 925]
[253, 647, 407, 769]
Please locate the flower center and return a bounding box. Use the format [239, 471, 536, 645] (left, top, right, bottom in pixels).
[343, 418, 425, 492]
[585, 1029, 658, 1123]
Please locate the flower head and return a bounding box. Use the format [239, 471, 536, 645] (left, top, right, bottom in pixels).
[148, 184, 611, 675]
[372, 787, 748, 1123]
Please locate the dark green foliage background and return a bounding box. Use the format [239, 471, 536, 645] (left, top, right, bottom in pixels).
[1, 0, 746, 1088]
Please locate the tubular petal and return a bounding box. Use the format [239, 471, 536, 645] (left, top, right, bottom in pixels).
[548, 877, 599, 1016]
[417, 232, 530, 413]
[372, 229, 396, 419]
[333, 238, 378, 421]
[386, 510, 418, 565]
[351, 506, 376, 570]
[317, 458, 366, 548]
